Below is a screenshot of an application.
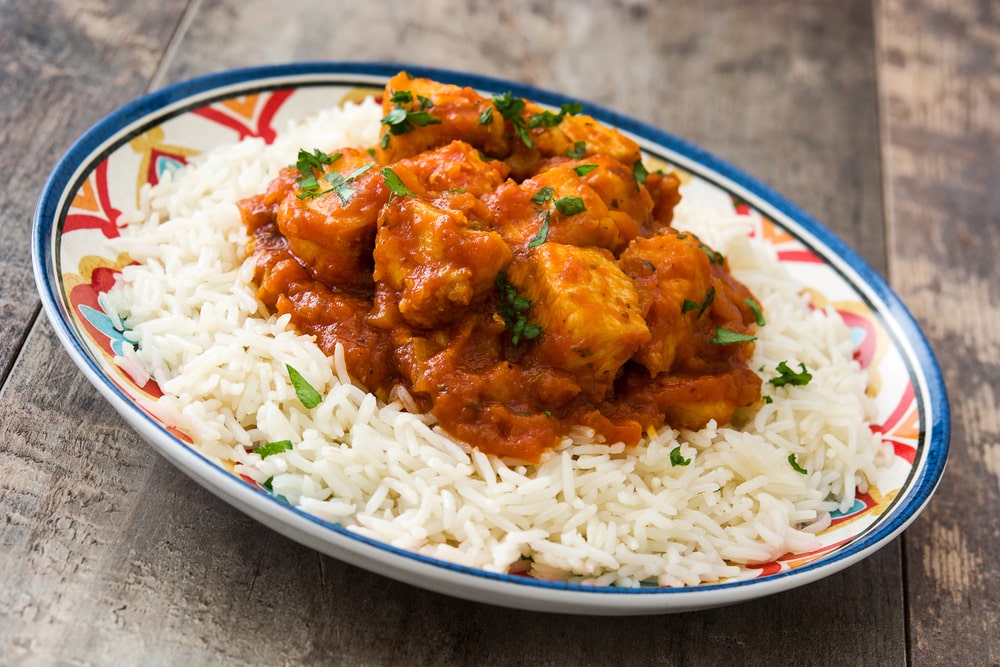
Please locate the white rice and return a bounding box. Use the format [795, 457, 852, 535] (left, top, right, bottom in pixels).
[105, 96, 892, 587]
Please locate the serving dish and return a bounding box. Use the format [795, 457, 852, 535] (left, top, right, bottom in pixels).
[32, 62, 949, 615]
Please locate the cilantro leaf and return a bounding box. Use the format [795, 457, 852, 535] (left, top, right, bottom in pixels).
[573, 164, 599, 177]
[769, 361, 812, 387]
[788, 453, 808, 474]
[670, 446, 691, 467]
[632, 160, 649, 187]
[380, 104, 442, 136]
[681, 287, 715, 318]
[527, 110, 564, 129]
[512, 122, 534, 149]
[531, 186, 554, 205]
[496, 272, 541, 345]
[389, 90, 414, 105]
[560, 102, 583, 115]
[294, 148, 374, 203]
[294, 149, 342, 196]
[295, 148, 339, 177]
[286, 364, 322, 408]
[708, 327, 757, 345]
[565, 141, 586, 159]
[700, 244, 725, 265]
[527, 210, 550, 248]
[478, 106, 494, 125]
[254, 440, 293, 459]
[554, 196, 586, 216]
[746, 297, 766, 326]
[322, 162, 375, 204]
[382, 167, 415, 198]
[492, 92, 526, 120]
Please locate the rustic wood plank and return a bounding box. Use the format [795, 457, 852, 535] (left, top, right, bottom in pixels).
[0, 0, 189, 382]
[0, 0, 913, 664]
[876, 0, 1000, 664]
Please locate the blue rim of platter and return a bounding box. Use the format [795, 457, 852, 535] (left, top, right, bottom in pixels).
[33, 61, 950, 612]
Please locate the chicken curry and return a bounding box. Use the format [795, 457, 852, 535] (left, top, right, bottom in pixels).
[238, 72, 763, 462]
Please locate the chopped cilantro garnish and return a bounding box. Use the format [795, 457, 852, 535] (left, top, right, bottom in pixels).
[531, 186, 554, 205]
[560, 102, 583, 115]
[746, 297, 766, 326]
[700, 244, 725, 265]
[762, 395, 773, 404]
[295, 154, 373, 204]
[573, 164, 599, 177]
[788, 453, 808, 474]
[496, 272, 541, 345]
[527, 210, 550, 248]
[554, 196, 586, 216]
[295, 148, 339, 179]
[324, 163, 375, 204]
[294, 149, 342, 195]
[286, 364, 322, 408]
[491, 93, 584, 150]
[527, 110, 564, 128]
[380, 101, 442, 136]
[669, 446, 691, 467]
[490, 92, 532, 147]
[478, 106, 494, 125]
[632, 160, 649, 187]
[769, 361, 812, 387]
[708, 327, 757, 345]
[681, 287, 715, 318]
[565, 141, 586, 159]
[492, 92, 526, 120]
[388, 90, 414, 105]
[254, 440, 292, 459]
[382, 167, 415, 198]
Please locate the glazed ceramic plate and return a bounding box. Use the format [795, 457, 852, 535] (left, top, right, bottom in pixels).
[32, 62, 949, 615]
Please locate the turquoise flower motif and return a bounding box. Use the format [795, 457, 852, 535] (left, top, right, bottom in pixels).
[155, 155, 185, 181]
[830, 497, 866, 519]
[79, 303, 134, 357]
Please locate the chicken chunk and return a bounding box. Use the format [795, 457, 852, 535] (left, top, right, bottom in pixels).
[394, 140, 510, 198]
[613, 365, 763, 432]
[506, 243, 650, 397]
[270, 147, 387, 288]
[372, 197, 513, 329]
[619, 231, 759, 377]
[487, 158, 644, 253]
[644, 170, 683, 232]
[376, 72, 509, 163]
[504, 100, 643, 180]
[618, 231, 715, 376]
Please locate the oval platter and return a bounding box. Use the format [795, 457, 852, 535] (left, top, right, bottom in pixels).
[32, 62, 949, 615]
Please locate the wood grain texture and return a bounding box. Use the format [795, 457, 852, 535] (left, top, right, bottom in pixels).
[5, 0, 981, 663]
[877, 0, 1000, 664]
[0, 0, 188, 383]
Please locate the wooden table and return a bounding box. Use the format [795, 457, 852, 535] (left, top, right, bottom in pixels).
[1, 1, 996, 664]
